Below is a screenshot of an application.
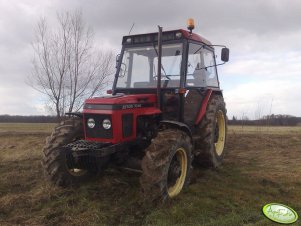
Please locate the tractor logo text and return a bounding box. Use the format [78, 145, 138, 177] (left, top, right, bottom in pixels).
[122, 104, 142, 110]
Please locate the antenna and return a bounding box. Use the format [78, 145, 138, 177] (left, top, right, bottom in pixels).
[128, 23, 135, 35]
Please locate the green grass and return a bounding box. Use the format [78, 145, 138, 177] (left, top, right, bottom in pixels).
[0, 124, 300, 225]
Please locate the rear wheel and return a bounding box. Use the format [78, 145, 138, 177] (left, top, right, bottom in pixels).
[195, 95, 227, 167]
[140, 129, 192, 201]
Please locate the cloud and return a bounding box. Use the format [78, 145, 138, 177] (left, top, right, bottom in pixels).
[0, 0, 300, 116]
[224, 79, 301, 119]
[220, 48, 301, 118]
[224, 51, 301, 79]
[0, 85, 47, 115]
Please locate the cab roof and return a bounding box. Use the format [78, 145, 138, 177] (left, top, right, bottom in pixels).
[122, 29, 212, 46]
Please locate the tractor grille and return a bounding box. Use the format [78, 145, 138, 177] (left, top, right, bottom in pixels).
[122, 113, 133, 138]
[84, 113, 112, 139]
[66, 140, 110, 151]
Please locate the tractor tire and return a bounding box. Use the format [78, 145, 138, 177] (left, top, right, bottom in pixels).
[195, 95, 227, 167]
[42, 117, 97, 186]
[140, 129, 192, 201]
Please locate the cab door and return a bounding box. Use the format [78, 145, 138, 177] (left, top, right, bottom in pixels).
[184, 42, 219, 126]
[156, 43, 183, 121]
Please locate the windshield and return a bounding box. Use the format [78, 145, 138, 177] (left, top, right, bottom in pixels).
[116, 43, 183, 88]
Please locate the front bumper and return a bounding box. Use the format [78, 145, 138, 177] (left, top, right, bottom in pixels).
[65, 140, 125, 158]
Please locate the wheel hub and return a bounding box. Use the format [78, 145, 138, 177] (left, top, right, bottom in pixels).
[214, 124, 219, 143]
[65, 152, 87, 176]
[168, 158, 181, 186]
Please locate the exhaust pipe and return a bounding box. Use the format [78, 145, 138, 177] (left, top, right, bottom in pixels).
[157, 26, 163, 110]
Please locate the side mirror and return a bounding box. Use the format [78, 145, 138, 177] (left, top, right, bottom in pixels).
[115, 54, 121, 68]
[221, 48, 229, 62]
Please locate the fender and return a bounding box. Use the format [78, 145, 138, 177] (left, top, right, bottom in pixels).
[65, 112, 83, 118]
[160, 120, 192, 138]
[194, 89, 223, 125]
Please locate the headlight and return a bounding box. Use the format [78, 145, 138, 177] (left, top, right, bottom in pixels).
[87, 118, 95, 129]
[102, 119, 111, 130]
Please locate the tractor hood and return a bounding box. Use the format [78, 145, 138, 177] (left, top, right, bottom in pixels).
[83, 94, 157, 110]
[82, 93, 160, 144]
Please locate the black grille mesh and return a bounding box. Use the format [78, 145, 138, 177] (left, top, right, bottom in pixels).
[122, 114, 133, 138]
[84, 114, 112, 139]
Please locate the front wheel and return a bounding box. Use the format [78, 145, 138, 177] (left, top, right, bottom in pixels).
[42, 118, 99, 186]
[140, 129, 192, 201]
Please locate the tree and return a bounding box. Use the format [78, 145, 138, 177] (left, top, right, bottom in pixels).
[29, 10, 114, 119]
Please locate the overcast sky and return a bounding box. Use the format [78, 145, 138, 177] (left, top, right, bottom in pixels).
[0, 0, 301, 118]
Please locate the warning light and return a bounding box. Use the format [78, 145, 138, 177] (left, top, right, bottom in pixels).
[187, 18, 195, 34]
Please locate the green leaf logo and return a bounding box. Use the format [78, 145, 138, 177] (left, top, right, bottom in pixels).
[263, 203, 298, 224]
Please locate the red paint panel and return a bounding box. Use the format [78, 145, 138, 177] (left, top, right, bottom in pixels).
[179, 29, 212, 46]
[85, 94, 157, 105]
[194, 89, 213, 125]
[83, 106, 161, 144]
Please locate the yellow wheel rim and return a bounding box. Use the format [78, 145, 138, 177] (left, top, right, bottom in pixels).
[68, 168, 87, 177]
[167, 148, 188, 198]
[65, 152, 87, 177]
[215, 110, 226, 156]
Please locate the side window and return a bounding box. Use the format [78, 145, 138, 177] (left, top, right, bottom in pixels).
[186, 43, 206, 87]
[203, 49, 218, 87]
[186, 43, 218, 87]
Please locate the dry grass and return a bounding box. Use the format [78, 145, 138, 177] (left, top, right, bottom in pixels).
[0, 123, 300, 225]
[229, 125, 301, 135]
[0, 123, 54, 133]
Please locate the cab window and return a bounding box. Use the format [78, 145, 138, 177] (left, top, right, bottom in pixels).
[116, 44, 183, 88]
[186, 43, 218, 87]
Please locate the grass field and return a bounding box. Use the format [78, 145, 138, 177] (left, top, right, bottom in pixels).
[0, 123, 300, 225]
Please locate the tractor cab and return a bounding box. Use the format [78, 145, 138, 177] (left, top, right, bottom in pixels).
[113, 27, 229, 125]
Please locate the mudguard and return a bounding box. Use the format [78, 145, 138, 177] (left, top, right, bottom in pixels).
[160, 120, 192, 138]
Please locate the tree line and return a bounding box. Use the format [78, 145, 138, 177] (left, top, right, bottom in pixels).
[229, 114, 301, 126]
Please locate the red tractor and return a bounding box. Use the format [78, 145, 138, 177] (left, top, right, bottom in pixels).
[42, 20, 229, 201]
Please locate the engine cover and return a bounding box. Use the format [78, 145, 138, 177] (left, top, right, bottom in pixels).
[82, 94, 161, 144]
